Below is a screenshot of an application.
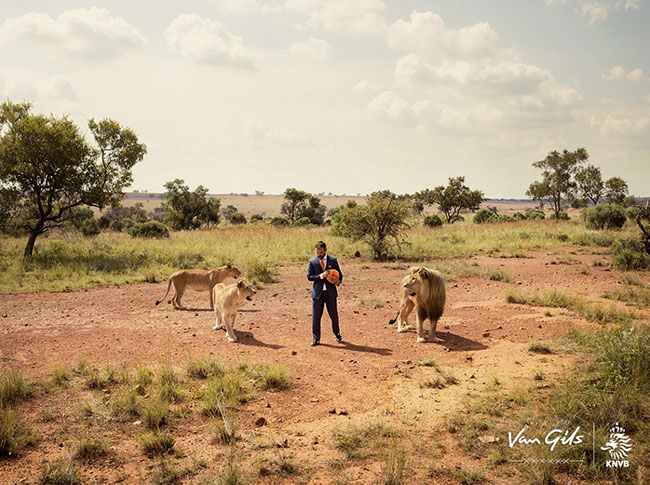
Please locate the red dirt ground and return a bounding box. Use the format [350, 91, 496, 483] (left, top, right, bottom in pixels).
[1, 249, 644, 484]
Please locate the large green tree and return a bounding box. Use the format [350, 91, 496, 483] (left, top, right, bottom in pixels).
[575, 164, 604, 206]
[331, 190, 416, 260]
[0, 101, 147, 257]
[280, 188, 326, 225]
[415, 176, 485, 224]
[161, 179, 221, 230]
[604, 177, 629, 205]
[526, 148, 588, 220]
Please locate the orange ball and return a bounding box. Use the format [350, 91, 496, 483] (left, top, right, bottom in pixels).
[326, 269, 340, 283]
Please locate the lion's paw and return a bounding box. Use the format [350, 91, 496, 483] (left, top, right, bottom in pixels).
[397, 328, 408, 333]
[213, 324, 221, 330]
[417, 337, 427, 343]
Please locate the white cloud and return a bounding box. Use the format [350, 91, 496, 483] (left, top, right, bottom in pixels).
[367, 91, 416, 124]
[388, 11, 500, 61]
[591, 114, 650, 136]
[287, 37, 330, 60]
[216, 0, 283, 15]
[164, 13, 254, 69]
[0, 7, 145, 60]
[0, 72, 76, 101]
[352, 79, 381, 95]
[581, 2, 610, 24]
[644, 94, 650, 103]
[241, 119, 311, 147]
[364, 10, 581, 131]
[602, 65, 648, 81]
[546, 0, 642, 25]
[296, 0, 386, 34]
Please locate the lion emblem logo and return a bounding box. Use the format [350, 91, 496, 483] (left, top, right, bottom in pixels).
[600, 423, 632, 460]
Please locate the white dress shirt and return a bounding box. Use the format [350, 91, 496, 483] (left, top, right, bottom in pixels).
[319, 255, 328, 290]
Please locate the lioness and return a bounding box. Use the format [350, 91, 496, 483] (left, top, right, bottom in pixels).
[212, 279, 256, 343]
[389, 266, 446, 343]
[155, 264, 241, 310]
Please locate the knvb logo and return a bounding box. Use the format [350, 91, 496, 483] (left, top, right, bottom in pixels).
[601, 423, 632, 468]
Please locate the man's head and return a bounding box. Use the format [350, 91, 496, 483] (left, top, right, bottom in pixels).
[315, 241, 327, 259]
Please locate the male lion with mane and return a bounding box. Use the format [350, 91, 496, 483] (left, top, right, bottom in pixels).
[389, 266, 445, 343]
[155, 264, 241, 310]
[212, 279, 256, 343]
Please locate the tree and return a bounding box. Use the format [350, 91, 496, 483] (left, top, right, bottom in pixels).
[604, 177, 629, 205]
[574, 164, 603, 205]
[0, 101, 147, 257]
[161, 179, 221, 230]
[280, 188, 309, 224]
[280, 188, 326, 225]
[331, 190, 416, 260]
[526, 148, 588, 220]
[415, 176, 485, 224]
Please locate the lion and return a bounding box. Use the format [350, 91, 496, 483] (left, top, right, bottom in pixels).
[155, 264, 241, 310]
[388, 266, 446, 343]
[212, 279, 256, 342]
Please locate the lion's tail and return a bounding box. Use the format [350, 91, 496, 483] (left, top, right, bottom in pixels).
[388, 311, 399, 325]
[155, 278, 173, 306]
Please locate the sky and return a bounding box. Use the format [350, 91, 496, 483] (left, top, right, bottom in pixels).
[0, 0, 649, 198]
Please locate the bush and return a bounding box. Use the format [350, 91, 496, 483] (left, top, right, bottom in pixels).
[294, 217, 311, 226]
[473, 209, 494, 224]
[551, 211, 569, 220]
[269, 217, 289, 227]
[525, 208, 545, 220]
[611, 237, 650, 270]
[492, 214, 514, 223]
[250, 214, 263, 222]
[423, 215, 443, 227]
[230, 212, 247, 225]
[513, 212, 526, 220]
[80, 217, 100, 237]
[585, 204, 627, 230]
[128, 221, 170, 239]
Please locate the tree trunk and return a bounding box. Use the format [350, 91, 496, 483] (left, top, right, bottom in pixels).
[24, 219, 45, 258]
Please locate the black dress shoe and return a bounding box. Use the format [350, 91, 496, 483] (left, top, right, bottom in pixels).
[311, 339, 319, 346]
[335, 333, 343, 343]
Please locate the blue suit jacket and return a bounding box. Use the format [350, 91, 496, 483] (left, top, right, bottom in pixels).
[307, 255, 343, 300]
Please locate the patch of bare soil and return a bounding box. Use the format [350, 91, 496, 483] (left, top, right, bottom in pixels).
[0, 249, 641, 484]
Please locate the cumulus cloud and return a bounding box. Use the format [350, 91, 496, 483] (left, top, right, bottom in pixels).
[602, 65, 648, 81]
[241, 119, 311, 147]
[591, 114, 650, 136]
[352, 79, 381, 95]
[296, 0, 386, 34]
[0, 72, 76, 101]
[0, 7, 146, 60]
[388, 11, 500, 61]
[216, 0, 283, 15]
[164, 13, 254, 69]
[546, 0, 642, 25]
[287, 37, 331, 60]
[363, 10, 581, 131]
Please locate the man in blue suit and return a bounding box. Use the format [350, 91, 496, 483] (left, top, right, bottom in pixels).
[307, 241, 343, 346]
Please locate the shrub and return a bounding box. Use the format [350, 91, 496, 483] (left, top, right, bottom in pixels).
[611, 237, 650, 270]
[423, 215, 443, 227]
[269, 216, 289, 227]
[230, 212, 247, 225]
[246, 259, 274, 286]
[80, 217, 100, 236]
[525, 208, 545, 220]
[492, 214, 514, 223]
[0, 406, 36, 457]
[39, 458, 79, 485]
[585, 204, 627, 230]
[250, 214, 263, 222]
[550, 211, 569, 220]
[513, 212, 526, 220]
[294, 217, 311, 226]
[473, 209, 494, 224]
[128, 221, 170, 238]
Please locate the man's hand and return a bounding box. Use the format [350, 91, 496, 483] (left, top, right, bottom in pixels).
[321, 270, 330, 279]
